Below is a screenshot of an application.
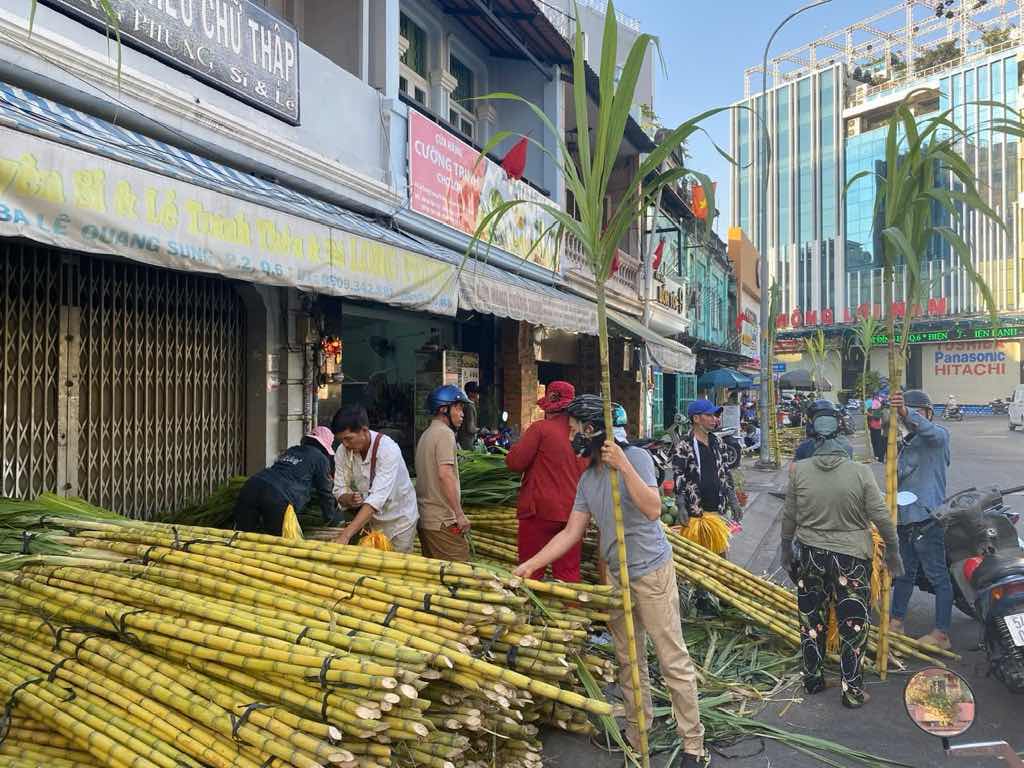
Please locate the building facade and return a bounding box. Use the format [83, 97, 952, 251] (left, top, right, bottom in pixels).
[731, 1, 1024, 403]
[1, 0, 695, 512]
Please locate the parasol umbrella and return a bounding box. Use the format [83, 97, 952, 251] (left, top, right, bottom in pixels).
[778, 368, 832, 391]
[698, 368, 754, 390]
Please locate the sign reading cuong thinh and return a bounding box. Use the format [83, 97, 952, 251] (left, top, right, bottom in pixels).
[41, 0, 300, 124]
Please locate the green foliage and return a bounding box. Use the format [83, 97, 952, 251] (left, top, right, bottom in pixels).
[914, 41, 961, 73]
[28, 0, 123, 77]
[982, 26, 1013, 50]
[856, 369, 883, 400]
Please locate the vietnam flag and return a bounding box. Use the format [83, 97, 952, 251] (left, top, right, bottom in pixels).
[500, 137, 529, 180]
[692, 184, 709, 220]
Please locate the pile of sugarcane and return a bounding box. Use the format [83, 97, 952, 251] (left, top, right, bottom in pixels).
[775, 425, 809, 459]
[463, 506, 957, 670]
[0, 496, 619, 768]
[456, 453, 521, 508]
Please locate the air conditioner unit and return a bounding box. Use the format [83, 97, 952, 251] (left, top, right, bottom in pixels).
[855, 84, 868, 101]
[847, 117, 862, 137]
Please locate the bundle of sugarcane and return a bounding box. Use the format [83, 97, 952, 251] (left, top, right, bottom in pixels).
[0, 497, 619, 768]
[149, 476, 247, 527]
[662, 525, 958, 669]
[776, 426, 809, 459]
[457, 453, 521, 507]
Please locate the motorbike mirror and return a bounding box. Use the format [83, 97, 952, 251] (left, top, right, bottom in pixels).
[501, 411, 509, 423]
[904, 668, 976, 739]
[896, 491, 918, 507]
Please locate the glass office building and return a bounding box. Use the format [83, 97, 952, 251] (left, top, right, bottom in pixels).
[732, 50, 1022, 321]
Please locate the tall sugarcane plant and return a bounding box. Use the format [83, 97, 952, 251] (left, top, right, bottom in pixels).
[467, 3, 725, 763]
[848, 95, 1003, 678]
[847, 314, 882, 460]
[803, 328, 833, 397]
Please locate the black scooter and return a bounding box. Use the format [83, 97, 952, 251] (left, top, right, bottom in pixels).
[913, 485, 1024, 693]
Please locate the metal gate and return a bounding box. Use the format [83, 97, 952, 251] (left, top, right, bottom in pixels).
[1, 246, 245, 517]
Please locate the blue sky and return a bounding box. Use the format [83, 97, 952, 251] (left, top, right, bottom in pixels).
[612, 0, 897, 235]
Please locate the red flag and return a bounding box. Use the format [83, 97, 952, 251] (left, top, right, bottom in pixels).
[692, 184, 709, 220]
[610, 251, 621, 276]
[651, 237, 666, 271]
[500, 137, 529, 180]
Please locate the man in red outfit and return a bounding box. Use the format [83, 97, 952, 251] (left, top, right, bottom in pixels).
[506, 381, 586, 581]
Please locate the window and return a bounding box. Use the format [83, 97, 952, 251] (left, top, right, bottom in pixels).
[448, 53, 476, 139]
[399, 13, 429, 107]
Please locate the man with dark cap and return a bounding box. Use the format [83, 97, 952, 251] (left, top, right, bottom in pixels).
[457, 381, 481, 451]
[506, 381, 587, 581]
[673, 399, 740, 527]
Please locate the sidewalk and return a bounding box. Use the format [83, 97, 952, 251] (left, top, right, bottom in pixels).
[731, 456, 789, 575]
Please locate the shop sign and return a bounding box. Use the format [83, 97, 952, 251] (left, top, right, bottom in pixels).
[775, 298, 949, 330]
[738, 303, 759, 363]
[926, 340, 1021, 403]
[43, 0, 300, 124]
[870, 324, 1024, 346]
[773, 363, 787, 372]
[408, 110, 559, 272]
[656, 283, 685, 312]
[0, 127, 458, 314]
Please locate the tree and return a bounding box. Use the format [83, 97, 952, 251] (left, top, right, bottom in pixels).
[469, 3, 724, 762]
[847, 314, 882, 460]
[848, 93, 1002, 678]
[914, 40, 961, 73]
[982, 26, 1013, 51]
[803, 328, 833, 396]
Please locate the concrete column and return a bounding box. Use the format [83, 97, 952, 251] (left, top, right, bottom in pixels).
[368, 0, 399, 98]
[501, 320, 540, 433]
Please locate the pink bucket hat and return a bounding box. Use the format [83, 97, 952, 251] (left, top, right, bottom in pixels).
[307, 426, 335, 456]
[537, 381, 576, 412]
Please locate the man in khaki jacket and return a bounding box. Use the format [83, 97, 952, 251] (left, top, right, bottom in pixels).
[781, 403, 902, 709]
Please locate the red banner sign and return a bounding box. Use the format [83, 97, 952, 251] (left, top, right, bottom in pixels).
[776, 297, 948, 329]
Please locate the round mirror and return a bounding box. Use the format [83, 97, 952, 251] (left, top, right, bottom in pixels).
[896, 491, 919, 507]
[904, 668, 976, 738]
[501, 411, 509, 423]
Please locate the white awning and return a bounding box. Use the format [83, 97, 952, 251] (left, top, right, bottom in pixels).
[608, 309, 696, 374]
[457, 262, 598, 335]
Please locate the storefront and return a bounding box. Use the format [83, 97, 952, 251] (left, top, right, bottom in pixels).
[0, 81, 460, 514]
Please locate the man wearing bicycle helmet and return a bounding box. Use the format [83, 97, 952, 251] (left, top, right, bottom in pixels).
[415, 385, 472, 561]
[514, 395, 707, 766]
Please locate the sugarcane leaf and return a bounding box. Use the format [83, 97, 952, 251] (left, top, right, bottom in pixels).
[935, 226, 999, 323]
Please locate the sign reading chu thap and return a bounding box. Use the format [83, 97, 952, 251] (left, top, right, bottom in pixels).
[42, 0, 300, 124]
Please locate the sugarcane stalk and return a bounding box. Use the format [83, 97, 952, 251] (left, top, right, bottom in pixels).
[596, 286, 648, 767]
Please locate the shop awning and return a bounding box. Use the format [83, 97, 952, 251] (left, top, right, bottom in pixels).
[607, 309, 696, 374]
[456, 260, 598, 334]
[0, 81, 459, 316]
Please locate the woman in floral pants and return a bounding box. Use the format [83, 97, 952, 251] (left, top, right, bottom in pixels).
[780, 405, 902, 709]
[795, 547, 872, 706]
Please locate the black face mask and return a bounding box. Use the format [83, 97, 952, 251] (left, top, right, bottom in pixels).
[572, 429, 604, 457]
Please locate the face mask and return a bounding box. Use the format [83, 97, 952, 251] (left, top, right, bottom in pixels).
[812, 415, 839, 438]
[571, 429, 604, 457]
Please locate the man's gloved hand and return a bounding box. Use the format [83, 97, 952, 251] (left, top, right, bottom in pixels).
[780, 537, 794, 573]
[674, 493, 690, 527]
[885, 549, 905, 579]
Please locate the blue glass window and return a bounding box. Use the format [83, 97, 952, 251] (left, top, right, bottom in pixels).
[819, 70, 836, 240]
[738, 107, 750, 233]
[797, 79, 813, 244]
[777, 86, 791, 247]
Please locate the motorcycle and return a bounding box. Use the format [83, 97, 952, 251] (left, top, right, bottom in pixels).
[913, 485, 1024, 694]
[714, 427, 743, 470]
[991, 398, 1010, 415]
[478, 426, 513, 454]
[905, 667, 1022, 766]
[943, 402, 965, 422]
[631, 434, 673, 486]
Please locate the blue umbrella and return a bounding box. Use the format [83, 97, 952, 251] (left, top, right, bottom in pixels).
[698, 368, 754, 390]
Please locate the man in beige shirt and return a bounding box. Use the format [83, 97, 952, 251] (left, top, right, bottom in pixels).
[415, 385, 472, 561]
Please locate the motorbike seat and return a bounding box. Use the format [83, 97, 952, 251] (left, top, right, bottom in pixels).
[970, 552, 1024, 590]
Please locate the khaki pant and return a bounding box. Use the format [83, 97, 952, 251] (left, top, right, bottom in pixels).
[608, 559, 705, 757]
[418, 527, 470, 562]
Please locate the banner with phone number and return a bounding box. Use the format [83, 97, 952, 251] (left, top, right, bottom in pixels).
[0, 127, 458, 315]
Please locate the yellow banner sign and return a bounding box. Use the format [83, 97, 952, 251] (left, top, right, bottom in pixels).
[0, 127, 458, 315]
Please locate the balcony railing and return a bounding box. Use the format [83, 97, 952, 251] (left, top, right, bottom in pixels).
[563, 233, 641, 299]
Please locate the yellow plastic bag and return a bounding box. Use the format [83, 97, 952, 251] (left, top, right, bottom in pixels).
[280, 504, 303, 540]
[358, 530, 393, 552]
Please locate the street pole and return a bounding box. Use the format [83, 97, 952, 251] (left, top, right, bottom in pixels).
[757, 0, 832, 468]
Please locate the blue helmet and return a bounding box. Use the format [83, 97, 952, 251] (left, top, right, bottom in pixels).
[427, 384, 471, 415]
[611, 402, 628, 427]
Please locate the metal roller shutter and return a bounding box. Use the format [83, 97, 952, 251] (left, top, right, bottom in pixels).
[1, 246, 246, 517]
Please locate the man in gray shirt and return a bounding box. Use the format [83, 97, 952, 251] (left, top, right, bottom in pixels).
[514, 394, 706, 768]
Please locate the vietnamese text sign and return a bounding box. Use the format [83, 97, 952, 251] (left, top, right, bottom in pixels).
[871, 325, 1024, 346]
[42, 0, 300, 123]
[0, 127, 457, 314]
[408, 110, 559, 272]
